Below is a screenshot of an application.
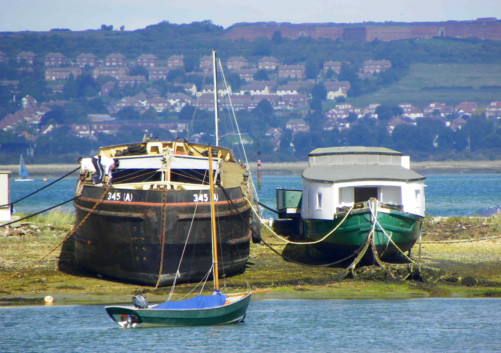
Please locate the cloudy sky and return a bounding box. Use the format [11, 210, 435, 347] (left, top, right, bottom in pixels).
[0, 0, 499, 32]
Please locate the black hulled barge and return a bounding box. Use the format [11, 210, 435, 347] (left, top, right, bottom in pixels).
[74, 139, 259, 286]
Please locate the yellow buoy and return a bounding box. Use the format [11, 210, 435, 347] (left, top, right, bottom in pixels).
[44, 295, 54, 305]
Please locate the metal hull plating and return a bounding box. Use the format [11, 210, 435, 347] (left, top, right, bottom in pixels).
[304, 208, 422, 262]
[105, 293, 251, 327]
[73, 185, 252, 286]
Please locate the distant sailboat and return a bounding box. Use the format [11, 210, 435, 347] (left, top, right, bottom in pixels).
[15, 155, 33, 182]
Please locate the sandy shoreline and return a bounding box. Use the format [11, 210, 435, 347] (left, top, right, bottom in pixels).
[1, 160, 501, 176]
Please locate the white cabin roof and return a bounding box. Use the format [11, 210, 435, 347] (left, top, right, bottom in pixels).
[303, 165, 425, 184]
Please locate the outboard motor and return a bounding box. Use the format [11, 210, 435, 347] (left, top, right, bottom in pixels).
[132, 295, 148, 309]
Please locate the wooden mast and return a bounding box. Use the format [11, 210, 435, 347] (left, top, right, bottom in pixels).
[208, 147, 219, 291]
[210, 49, 220, 290]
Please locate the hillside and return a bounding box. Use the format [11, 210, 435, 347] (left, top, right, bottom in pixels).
[1, 21, 501, 163]
[348, 63, 501, 107]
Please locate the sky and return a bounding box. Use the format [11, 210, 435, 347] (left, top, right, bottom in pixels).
[0, 0, 499, 32]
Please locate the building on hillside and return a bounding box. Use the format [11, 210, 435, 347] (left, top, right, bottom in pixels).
[167, 55, 184, 69]
[136, 54, 158, 67]
[226, 56, 249, 70]
[147, 66, 170, 81]
[117, 75, 147, 88]
[358, 59, 392, 78]
[276, 81, 302, 96]
[199, 55, 212, 73]
[167, 93, 193, 112]
[115, 97, 143, 111]
[239, 81, 275, 95]
[399, 103, 423, 120]
[233, 68, 258, 81]
[44, 53, 67, 67]
[258, 56, 280, 70]
[423, 102, 453, 117]
[455, 101, 478, 116]
[45, 67, 82, 81]
[93, 66, 127, 79]
[322, 61, 342, 75]
[324, 81, 351, 99]
[76, 53, 98, 68]
[278, 64, 305, 79]
[363, 103, 380, 118]
[146, 97, 170, 112]
[271, 93, 308, 111]
[104, 53, 126, 67]
[17, 51, 36, 65]
[485, 101, 501, 118]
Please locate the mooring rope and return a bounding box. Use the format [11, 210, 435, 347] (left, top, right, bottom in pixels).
[367, 199, 417, 264]
[245, 197, 355, 245]
[0, 167, 80, 209]
[1, 186, 109, 283]
[0, 197, 77, 228]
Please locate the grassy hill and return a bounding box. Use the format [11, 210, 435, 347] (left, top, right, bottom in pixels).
[348, 63, 501, 108]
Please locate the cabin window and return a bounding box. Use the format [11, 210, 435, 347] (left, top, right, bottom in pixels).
[112, 169, 162, 183]
[316, 192, 322, 209]
[354, 187, 378, 203]
[170, 169, 219, 185]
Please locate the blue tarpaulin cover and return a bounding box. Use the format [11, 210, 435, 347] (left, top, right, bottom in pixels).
[153, 291, 227, 310]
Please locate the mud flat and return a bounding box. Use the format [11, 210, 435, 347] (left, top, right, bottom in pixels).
[0, 215, 500, 306]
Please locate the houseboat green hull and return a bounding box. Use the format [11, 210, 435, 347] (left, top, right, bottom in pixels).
[304, 208, 422, 262]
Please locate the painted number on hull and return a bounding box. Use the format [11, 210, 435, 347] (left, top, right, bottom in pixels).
[106, 192, 133, 202]
[193, 193, 218, 202]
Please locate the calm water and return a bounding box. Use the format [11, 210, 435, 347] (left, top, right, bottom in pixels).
[0, 299, 500, 352]
[7, 171, 501, 217]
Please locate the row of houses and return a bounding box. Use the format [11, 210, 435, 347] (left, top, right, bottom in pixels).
[1, 50, 390, 81]
[262, 100, 501, 149]
[325, 101, 500, 120]
[111, 91, 309, 114]
[3, 90, 499, 148]
[92, 78, 349, 113]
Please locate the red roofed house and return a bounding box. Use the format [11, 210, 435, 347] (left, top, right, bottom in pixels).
[278, 65, 305, 79]
[136, 54, 158, 67]
[258, 56, 280, 70]
[76, 53, 98, 68]
[44, 53, 67, 67]
[104, 53, 126, 67]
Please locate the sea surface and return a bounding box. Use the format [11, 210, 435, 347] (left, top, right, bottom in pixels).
[7, 171, 501, 217]
[1, 298, 500, 352]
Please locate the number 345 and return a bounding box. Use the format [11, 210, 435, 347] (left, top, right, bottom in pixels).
[193, 193, 218, 202]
